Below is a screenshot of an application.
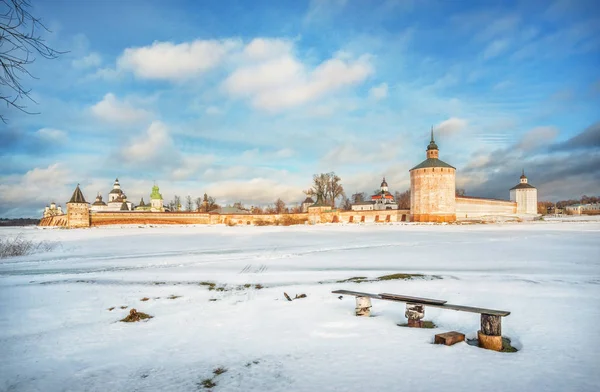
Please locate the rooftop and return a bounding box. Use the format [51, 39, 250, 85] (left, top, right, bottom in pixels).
[410, 158, 455, 171]
[68, 185, 87, 204]
[510, 183, 536, 190]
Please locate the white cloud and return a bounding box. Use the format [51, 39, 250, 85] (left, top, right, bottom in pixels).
[0, 163, 72, 206]
[36, 128, 67, 144]
[322, 142, 398, 165]
[436, 117, 468, 135]
[242, 38, 294, 60]
[72, 52, 102, 69]
[223, 43, 373, 111]
[206, 178, 304, 205]
[516, 126, 558, 151]
[205, 106, 223, 115]
[482, 39, 510, 59]
[240, 148, 295, 162]
[274, 148, 295, 158]
[90, 93, 152, 124]
[369, 83, 388, 100]
[171, 155, 215, 181]
[120, 121, 175, 164]
[117, 39, 240, 80]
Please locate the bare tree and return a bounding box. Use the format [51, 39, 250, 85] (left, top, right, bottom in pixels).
[172, 195, 181, 211]
[232, 201, 245, 210]
[351, 192, 366, 203]
[185, 195, 193, 211]
[325, 172, 344, 208]
[342, 197, 352, 210]
[1, 0, 66, 123]
[274, 198, 286, 214]
[310, 174, 328, 204]
[310, 172, 344, 207]
[394, 190, 410, 209]
[195, 197, 203, 211]
[289, 204, 302, 214]
[251, 205, 264, 214]
[455, 188, 466, 196]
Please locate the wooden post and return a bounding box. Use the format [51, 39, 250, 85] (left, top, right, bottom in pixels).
[405, 303, 425, 327]
[478, 314, 503, 351]
[355, 296, 372, 317]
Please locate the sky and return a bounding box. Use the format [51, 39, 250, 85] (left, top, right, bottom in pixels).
[1, 0, 599, 218]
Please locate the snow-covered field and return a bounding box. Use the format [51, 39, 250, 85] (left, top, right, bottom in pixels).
[1, 222, 599, 392]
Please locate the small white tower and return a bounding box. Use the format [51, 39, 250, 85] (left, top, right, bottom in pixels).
[510, 170, 538, 214]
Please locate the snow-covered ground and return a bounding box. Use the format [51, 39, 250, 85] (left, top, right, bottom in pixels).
[1, 222, 599, 392]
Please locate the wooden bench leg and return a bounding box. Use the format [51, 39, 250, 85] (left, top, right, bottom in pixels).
[478, 314, 503, 351]
[355, 296, 372, 316]
[405, 303, 425, 327]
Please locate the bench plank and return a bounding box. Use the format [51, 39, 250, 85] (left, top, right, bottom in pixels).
[331, 290, 382, 299]
[331, 290, 510, 317]
[379, 293, 447, 305]
[382, 298, 510, 317]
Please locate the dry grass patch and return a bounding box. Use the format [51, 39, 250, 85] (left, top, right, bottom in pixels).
[120, 309, 153, 323]
[0, 234, 59, 259]
[140, 297, 150, 301]
[199, 378, 216, 389]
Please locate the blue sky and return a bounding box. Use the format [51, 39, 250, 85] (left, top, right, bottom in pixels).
[1, 0, 599, 217]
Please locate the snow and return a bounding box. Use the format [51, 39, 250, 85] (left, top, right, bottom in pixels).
[1, 222, 599, 391]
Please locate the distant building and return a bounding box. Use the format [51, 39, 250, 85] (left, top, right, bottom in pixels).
[351, 178, 399, 211]
[565, 203, 600, 215]
[351, 201, 374, 211]
[149, 184, 164, 212]
[301, 195, 315, 213]
[43, 201, 63, 218]
[90, 178, 133, 212]
[509, 170, 538, 214]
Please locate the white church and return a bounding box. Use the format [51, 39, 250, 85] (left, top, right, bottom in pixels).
[90, 178, 134, 212]
[351, 178, 399, 211]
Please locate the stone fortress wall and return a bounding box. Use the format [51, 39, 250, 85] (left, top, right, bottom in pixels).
[455, 196, 517, 220]
[38, 129, 537, 229]
[40, 209, 413, 227]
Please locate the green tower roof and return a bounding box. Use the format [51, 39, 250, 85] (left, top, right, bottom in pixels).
[150, 184, 163, 200]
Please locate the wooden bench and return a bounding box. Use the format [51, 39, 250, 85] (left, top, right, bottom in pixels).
[332, 289, 510, 351]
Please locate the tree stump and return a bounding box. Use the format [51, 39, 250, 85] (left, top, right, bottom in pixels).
[405, 303, 425, 327]
[355, 296, 372, 317]
[478, 314, 503, 351]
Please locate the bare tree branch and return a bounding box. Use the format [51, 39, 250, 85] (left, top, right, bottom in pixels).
[0, 0, 67, 123]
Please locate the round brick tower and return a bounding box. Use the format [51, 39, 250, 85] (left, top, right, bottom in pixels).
[409, 128, 456, 222]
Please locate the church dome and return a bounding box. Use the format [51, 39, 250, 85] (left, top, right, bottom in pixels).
[427, 140, 439, 150]
[381, 177, 388, 187]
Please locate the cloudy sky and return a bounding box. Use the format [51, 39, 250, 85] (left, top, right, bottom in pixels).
[1, 0, 599, 217]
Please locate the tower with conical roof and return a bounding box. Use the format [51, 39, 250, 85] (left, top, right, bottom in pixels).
[66, 184, 90, 228]
[409, 127, 456, 222]
[510, 170, 537, 214]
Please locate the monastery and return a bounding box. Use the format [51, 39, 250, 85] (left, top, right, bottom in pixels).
[39, 130, 538, 228]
